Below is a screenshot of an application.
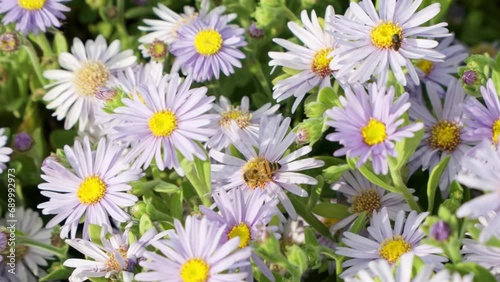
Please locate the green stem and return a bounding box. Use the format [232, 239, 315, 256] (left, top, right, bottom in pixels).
[18, 237, 67, 260]
[249, 51, 273, 99]
[182, 162, 212, 207]
[280, 6, 299, 22]
[23, 44, 47, 86]
[390, 166, 421, 212]
[29, 33, 53, 56]
[335, 258, 343, 282]
[116, 0, 128, 37]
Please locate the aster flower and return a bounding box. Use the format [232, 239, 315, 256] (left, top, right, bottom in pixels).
[408, 79, 474, 194]
[336, 208, 446, 278]
[138, 0, 234, 58]
[170, 14, 247, 82]
[463, 239, 500, 276]
[456, 140, 500, 242]
[0, 128, 13, 174]
[463, 79, 500, 145]
[0, 208, 54, 281]
[64, 224, 162, 282]
[207, 96, 279, 151]
[43, 35, 136, 131]
[37, 137, 142, 239]
[328, 0, 449, 86]
[269, 6, 339, 112]
[331, 170, 411, 232]
[112, 73, 215, 175]
[0, 0, 70, 35]
[200, 188, 280, 281]
[135, 216, 251, 282]
[210, 115, 324, 219]
[325, 83, 423, 175]
[410, 34, 468, 93]
[345, 253, 473, 282]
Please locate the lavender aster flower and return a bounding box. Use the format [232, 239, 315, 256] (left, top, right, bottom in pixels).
[0, 0, 70, 35]
[269, 6, 339, 113]
[325, 83, 423, 175]
[37, 137, 142, 239]
[135, 216, 251, 282]
[328, 0, 449, 86]
[112, 73, 216, 175]
[170, 14, 247, 82]
[408, 79, 474, 194]
[464, 79, 500, 145]
[201, 188, 280, 281]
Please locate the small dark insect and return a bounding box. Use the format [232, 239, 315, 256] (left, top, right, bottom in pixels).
[391, 34, 402, 51]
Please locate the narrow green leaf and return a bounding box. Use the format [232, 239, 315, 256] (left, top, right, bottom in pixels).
[311, 203, 350, 220]
[394, 125, 424, 169]
[289, 195, 331, 239]
[347, 158, 398, 193]
[170, 191, 183, 220]
[88, 224, 102, 245]
[139, 214, 153, 235]
[427, 156, 451, 212]
[39, 263, 72, 281]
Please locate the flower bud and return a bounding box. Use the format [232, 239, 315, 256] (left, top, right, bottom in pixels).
[0, 32, 20, 53]
[14, 132, 33, 152]
[430, 221, 452, 242]
[461, 70, 477, 85]
[254, 6, 277, 28]
[248, 22, 265, 38]
[149, 39, 169, 61]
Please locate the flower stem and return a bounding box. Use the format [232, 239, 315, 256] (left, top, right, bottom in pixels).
[23, 44, 47, 86]
[390, 165, 421, 212]
[280, 6, 299, 22]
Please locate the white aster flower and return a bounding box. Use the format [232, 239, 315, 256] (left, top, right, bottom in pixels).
[0, 208, 54, 282]
[210, 115, 324, 219]
[112, 73, 216, 175]
[135, 216, 251, 282]
[0, 128, 13, 174]
[64, 224, 162, 282]
[269, 6, 339, 112]
[207, 96, 279, 151]
[331, 170, 411, 233]
[336, 207, 446, 278]
[37, 137, 142, 239]
[346, 252, 473, 282]
[138, 0, 235, 58]
[329, 0, 449, 86]
[43, 35, 136, 131]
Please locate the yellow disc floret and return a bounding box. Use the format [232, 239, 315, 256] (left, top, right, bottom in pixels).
[228, 223, 251, 248]
[361, 118, 388, 146]
[370, 21, 403, 49]
[492, 118, 500, 144]
[148, 110, 178, 137]
[106, 248, 129, 271]
[243, 157, 279, 189]
[429, 120, 461, 152]
[77, 175, 107, 205]
[194, 30, 223, 56]
[74, 61, 110, 96]
[415, 59, 434, 76]
[18, 0, 46, 10]
[379, 236, 412, 264]
[180, 258, 210, 282]
[311, 48, 334, 78]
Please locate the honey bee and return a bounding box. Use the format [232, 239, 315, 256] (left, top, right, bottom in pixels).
[243, 158, 281, 189]
[391, 34, 402, 51]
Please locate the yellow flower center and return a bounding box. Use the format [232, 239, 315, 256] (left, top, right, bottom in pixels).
[492, 118, 500, 144]
[148, 110, 178, 137]
[429, 120, 461, 152]
[243, 157, 280, 189]
[180, 258, 210, 282]
[415, 59, 434, 76]
[350, 189, 382, 215]
[194, 30, 223, 56]
[18, 0, 46, 10]
[311, 48, 334, 78]
[361, 118, 387, 146]
[149, 39, 168, 59]
[77, 176, 106, 205]
[228, 223, 251, 248]
[379, 236, 411, 264]
[74, 61, 110, 96]
[370, 21, 403, 49]
[106, 248, 129, 271]
[218, 109, 252, 129]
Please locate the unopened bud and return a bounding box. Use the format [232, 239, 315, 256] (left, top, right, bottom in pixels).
[248, 22, 265, 38]
[149, 39, 168, 61]
[14, 132, 33, 152]
[0, 32, 20, 53]
[461, 70, 477, 85]
[430, 221, 452, 242]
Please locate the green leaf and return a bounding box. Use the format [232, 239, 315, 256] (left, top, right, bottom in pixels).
[304, 227, 319, 247]
[427, 156, 451, 212]
[349, 212, 367, 234]
[152, 181, 180, 194]
[139, 214, 153, 235]
[53, 32, 68, 54]
[289, 195, 331, 239]
[39, 263, 72, 281]
[447, 262, 496, 282]
[394, 125, 424, 170]
[347, 158, 397, 193]
[317, 86, 340, 108]
[286, 245, 308, 275]
[88, 224, 102, 245]
[49, 129, 76, 150]
[311, 203, 350, 220]
[323, 164, 350, 184]
[170, 191, 183, 220]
